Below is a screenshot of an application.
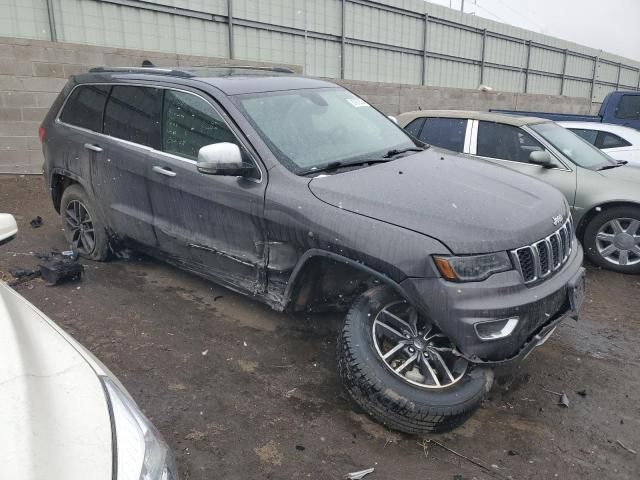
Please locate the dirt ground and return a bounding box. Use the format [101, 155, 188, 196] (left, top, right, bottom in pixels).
[1, 174, 639, 480]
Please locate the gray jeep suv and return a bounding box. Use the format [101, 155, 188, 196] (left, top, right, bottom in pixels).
[41, 66, 585, 434]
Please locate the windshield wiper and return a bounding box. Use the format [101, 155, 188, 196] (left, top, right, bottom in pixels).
[301, 159, 391, 176]
[598, 160, 627, 171]
[383, 146, 425, 158]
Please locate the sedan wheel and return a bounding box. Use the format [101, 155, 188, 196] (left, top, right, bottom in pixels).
[584, 206, 640, 274]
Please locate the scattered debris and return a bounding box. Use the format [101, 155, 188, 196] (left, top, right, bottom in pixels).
[201, 349, 209, 356]
[7, 267, 41, 286]
[39, 258, 83, 285]
[419, 439, 508, 479]
[30, 216, 43, 228]
[616, 440, 637, 455]
[542, 388, 570, 407]
[284, 388, 297, 398]
[345, 467, 374, 479]
[507, 450, 519, 456]
[295, 445, 305, 451]
[213, 295, 224, 301]
[576, 389, 587, 397]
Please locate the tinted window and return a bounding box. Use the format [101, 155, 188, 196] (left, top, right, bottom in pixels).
[477, 121, 544, 163]
[570, 128, 597, 145]
[163, 90, 238, 160]
[60, 84, 110, 132]
[615, 94, 640, 120]
[103, 86, 162, 148]
[404, 118, 425, 137]
[597, 131, 631, 149]
[418, 118, 467, 152]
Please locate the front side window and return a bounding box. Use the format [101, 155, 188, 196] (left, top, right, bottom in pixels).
[615, 94, 640, 120]
[530, 122, 616, 170]
[477, 121, 543, 163]
[570, 128, 598, 145]
[103, 86, 162, 149]
[235, 88, 415, 173]
[404, 117, 425, 138]
[163, 90, 238, 160]
[60, 84, 110, 132]
[419, 118, 467, 152]
[597, 132, 631, 149]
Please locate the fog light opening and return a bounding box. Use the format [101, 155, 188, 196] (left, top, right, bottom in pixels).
[475, 317, 519, 340]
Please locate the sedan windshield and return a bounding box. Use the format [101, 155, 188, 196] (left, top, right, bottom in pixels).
[530, 122, 617, 170]
[235, 88, 416, 173]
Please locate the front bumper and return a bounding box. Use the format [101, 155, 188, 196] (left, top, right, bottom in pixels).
[402, 241, 584, 364]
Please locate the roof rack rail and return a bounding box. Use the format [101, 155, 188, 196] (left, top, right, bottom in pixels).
[88, 66, 194, 78]
[87, 64, 296, 78]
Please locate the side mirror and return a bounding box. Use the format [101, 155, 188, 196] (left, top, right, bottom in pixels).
[0, 213, 18, 246]
[197, 143, 255, 177]
[529, 150, 556, 168]
[388, 115, 398, 124]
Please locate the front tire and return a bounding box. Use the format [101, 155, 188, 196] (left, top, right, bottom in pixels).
[337, 285, 493, 434]
[60, 184, 110, 261]
[583, 206, 640, 274]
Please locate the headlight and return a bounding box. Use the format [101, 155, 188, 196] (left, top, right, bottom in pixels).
[433, 252, 512, 282]
[101, 377, 178, 480]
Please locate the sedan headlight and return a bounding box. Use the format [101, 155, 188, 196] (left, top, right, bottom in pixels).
[101, 377, 178, 480]
[433, 252, 512, 282]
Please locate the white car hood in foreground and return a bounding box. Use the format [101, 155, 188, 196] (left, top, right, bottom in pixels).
[0, 282, 112, 480]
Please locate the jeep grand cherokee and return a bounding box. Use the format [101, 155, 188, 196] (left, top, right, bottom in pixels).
[40, 66, 585, 433]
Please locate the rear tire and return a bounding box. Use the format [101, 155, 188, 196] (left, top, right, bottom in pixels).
[60, 184, 110, 261]
[337, 285, 493, 434]
[583, 206, 640, 274]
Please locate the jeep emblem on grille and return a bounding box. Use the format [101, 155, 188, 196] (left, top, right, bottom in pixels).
[552, 214, 563, 226]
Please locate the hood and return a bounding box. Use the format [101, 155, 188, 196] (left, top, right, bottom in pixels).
[308, 148, 568, 254]
[0, 282, 112, 480]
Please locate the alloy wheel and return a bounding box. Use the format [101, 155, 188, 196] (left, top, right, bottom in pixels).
[372, 301, 468, 389]
[595, 217, 640, 266]
[64, 200, 96, 255]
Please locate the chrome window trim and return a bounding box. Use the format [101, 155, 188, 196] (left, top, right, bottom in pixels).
[55, 82, 264, 183]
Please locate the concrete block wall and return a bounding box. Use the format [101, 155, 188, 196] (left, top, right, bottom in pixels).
[0, 36, 594, 174]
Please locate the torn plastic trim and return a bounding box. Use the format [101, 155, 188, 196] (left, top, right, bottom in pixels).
[282, 249, 412, 310]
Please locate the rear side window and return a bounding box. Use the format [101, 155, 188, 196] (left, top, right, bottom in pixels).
[418, 118, 467, 152]
[59, 84, 110, 132]
[404, 118, 425, 138]
[477, 121, 544, 163]
[103, 86, 162, 149]
[570, 128, 598, 145]
[615, 95, 640, 120]
[596, 131, 631, 149]
[163, 90, 238, 160]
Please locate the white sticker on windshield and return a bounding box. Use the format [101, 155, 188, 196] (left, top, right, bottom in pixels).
[347, 98, 370, 108]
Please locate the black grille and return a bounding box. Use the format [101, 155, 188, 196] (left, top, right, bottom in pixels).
[513, 218, 573, 284]
[517, 248, 536, 282]
[537, 241, 550, 274]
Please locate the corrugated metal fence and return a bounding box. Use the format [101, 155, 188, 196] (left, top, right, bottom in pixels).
[2, 0, 639, 102]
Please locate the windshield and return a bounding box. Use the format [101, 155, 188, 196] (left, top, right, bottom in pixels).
[529, 122, 617, 170]
[235, 88, 416, 173]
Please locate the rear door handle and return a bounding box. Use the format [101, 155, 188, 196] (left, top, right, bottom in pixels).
[152, 165, 177, 177]
[84, 143, 103, 153]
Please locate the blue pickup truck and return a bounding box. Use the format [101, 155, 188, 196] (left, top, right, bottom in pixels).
[493, 90, 640, 130]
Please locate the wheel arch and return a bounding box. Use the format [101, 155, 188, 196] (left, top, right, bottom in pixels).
[50, 168, 91, 213]
[576, 200, 640, 240]
[282, 249, 414, 313]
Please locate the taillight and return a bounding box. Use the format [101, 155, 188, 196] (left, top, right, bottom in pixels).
[38, 126, 45, 142]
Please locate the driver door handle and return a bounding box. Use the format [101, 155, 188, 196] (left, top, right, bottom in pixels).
[152, 166, 177, 177]
[84, 143, 103, 153]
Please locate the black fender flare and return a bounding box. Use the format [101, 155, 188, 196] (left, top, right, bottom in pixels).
[282, 248, 416, 311]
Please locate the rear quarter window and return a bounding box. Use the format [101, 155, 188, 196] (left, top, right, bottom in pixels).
[596, 131, 631, 149]
[59, 84, 111, 132]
